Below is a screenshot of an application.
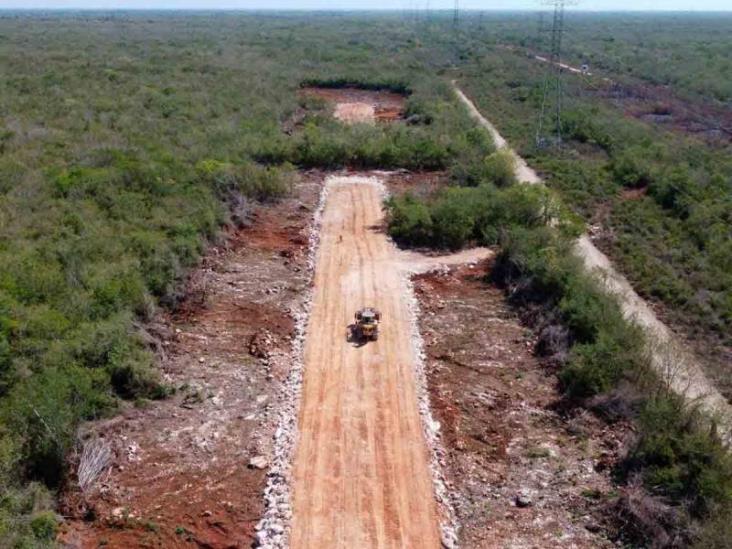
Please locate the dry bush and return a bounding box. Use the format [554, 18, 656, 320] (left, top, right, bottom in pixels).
[77, 438, 112, 493]
[606, 475, 689, 548]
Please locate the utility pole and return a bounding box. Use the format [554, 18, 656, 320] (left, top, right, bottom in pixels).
[535, 0, 575, 148]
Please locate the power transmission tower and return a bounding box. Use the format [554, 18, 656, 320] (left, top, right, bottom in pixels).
[535, 0, 575, 148]
[453, 0, 459, 29]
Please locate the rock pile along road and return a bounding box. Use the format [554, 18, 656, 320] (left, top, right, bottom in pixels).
[290, 175, 442, 548]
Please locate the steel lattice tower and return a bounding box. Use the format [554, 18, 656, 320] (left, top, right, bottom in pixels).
[535, 0, 575, 148]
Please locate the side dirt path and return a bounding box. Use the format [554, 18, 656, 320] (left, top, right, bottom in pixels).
[58, 177, 321, 548]
[453, 85, 732, 436]
[416, 263, 628, 547]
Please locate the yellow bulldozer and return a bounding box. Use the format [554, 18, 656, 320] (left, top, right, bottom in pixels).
[349, 307, 381, 343]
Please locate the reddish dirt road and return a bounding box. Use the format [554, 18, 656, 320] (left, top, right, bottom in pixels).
[290, 176, 442, 548]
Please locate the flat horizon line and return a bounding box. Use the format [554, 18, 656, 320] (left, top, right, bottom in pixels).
[1, 8, 732, 13]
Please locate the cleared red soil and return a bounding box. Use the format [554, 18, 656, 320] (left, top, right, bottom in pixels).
[58, 178, 321, 549]
[416, 262, 631, 547]
[300, 87, 406, 123]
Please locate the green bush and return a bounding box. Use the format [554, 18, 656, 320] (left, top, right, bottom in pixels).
[627, 394, 732, 516]
[2, 365, 113, 486]
[195, 159, 292, 202]
[385, 194, 433, 247]
[481, 150, 517, 187]
[558, 273, 620, 344]
[30, 511, 57, 541]
[610, 146, 655, 189]
[648, 165, 697, 217]
[430, 188, 480, 249]
[387, 183, 560, 251]
[560, 329, 642, 398]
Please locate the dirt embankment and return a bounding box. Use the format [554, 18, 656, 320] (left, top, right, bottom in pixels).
[416, 263, 629, 547]
[453, 84, 732, 437]
[59, 177, 321, 549]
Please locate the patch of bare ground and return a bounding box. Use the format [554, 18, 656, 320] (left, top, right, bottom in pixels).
[592, 80, 732, 145]
[618, 186, 648, 201]
[300, 87, 406, 124]
[58, 175, 321, 549]
[384, 169, 448, 197]
[415, 262, 632, 547]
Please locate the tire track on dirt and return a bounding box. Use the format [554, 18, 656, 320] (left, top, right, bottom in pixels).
[290, 176, 442, 548]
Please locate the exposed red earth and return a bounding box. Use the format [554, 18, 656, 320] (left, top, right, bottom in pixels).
[300, 87, 406, 123]
[59, 177, 321, 549]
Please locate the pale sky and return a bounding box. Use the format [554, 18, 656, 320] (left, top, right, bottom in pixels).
[2, 0, 731, 11]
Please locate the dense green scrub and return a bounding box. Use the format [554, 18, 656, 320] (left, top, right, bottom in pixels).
[0, 9, 730, 547]
[385, 15, 732, 543]
[0, 11, 486, 545]
[456, 11, 732, 103]
[386, 155, 732, 547]
[452, 21, 732, 397]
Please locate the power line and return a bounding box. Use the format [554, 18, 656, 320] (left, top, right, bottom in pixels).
[535, 0, 577, 148]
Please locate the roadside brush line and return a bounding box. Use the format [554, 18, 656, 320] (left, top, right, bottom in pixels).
[453, 82, 732, 441]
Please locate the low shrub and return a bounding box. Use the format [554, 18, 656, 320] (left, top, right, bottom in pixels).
[195, 159, 292, 203]
[387, 181, 561, 251]
[30, 511, 58, 541]
[299, 77, 411, 95]
[610, 146, 656, 189]
[481, 150, 517, 187]
[385, 194, 433, 247]
[0, 481, 56, 548]
[626, 394, 732, 516]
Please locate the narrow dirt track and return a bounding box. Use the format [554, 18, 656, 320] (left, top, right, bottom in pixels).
[290, 176, 442, 548]
[453, 84, 732, 435]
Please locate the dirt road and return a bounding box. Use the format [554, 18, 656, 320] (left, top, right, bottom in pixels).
[290, 175, 442, 548]
[453, 87, 540, 185]
[534, 54, 591, 76]
[453, 85, 732, 434]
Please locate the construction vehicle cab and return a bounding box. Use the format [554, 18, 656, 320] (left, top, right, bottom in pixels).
[349, 307, 381, 343]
